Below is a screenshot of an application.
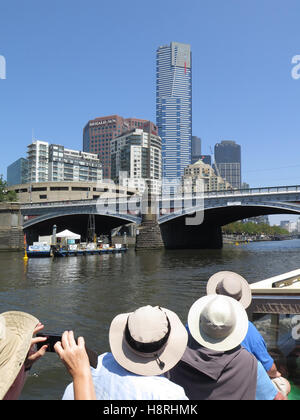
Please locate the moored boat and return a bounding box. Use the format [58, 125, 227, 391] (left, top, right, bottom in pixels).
[26, 242, 51, 258]
[248, 269, 300, 400]
[53, 244, 127, 257]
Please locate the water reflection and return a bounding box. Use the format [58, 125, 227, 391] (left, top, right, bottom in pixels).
[0, 240, 300, 399]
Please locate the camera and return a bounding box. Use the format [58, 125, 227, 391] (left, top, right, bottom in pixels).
[36, 332, 98, 368]
[36, 333, 62, 352]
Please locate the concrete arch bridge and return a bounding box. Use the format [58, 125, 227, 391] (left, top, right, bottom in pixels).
[21, 185, 300, 249]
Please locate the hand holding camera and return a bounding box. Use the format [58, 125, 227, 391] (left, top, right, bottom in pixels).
[53, 331, 97, 400]
[36, 331, 98, 368]
[36, 329, 97, 400]
[54, 331, 90, 377]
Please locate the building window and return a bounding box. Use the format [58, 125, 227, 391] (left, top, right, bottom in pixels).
[32, 187, 47, 192]
[50, 186, 69, 191]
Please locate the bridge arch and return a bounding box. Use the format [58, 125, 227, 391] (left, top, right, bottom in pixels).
[158, 202, 300, 249]
[23, 208, 141, 244]
[159, 201, 300, 225]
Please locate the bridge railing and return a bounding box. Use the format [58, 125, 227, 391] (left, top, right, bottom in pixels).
[20, 184, 300, 210]
[20, 197, 141, 209]
[203, 185, 300, 198]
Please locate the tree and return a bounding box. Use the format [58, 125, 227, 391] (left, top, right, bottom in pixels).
[0, 175, 18, 202]
[222, 221, 288, 236]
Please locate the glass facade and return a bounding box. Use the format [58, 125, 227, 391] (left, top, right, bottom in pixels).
[214, 141, 241, 189]
[6, 158, 28, 186]
[156, 42, 192, 182]
[191, 136, 201, 164]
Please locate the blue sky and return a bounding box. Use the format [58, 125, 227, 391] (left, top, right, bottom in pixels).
[1, 0, 300, 224]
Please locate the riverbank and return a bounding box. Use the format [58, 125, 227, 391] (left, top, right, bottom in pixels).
[223, 234, 298, 244]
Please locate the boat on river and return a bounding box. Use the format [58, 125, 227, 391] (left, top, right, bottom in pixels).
[26, 242, 51, 258]
[248, 269, 300, 400]
[53, 244, 127, 257]
[250, 269, 300, 296]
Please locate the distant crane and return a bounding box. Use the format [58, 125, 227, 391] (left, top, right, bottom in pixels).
[210, 146, 221, 178]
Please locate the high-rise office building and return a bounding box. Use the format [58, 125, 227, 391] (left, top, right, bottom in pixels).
[83, 115, 158, 179]
[7, 158, 28, 186]
[191, 136, 201, 164]
[111, 128, 162, 194]
[156, 42, 192, 181]
[214, 140, 241, 189]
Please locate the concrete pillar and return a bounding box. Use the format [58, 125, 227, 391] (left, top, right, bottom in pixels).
[135, 212, 165, 250]
[0, 203, 24, 251]
[135, 190, 165, 250]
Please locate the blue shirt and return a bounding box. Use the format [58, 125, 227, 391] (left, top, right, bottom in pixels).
[242, 321, 274, 372]
[62, 352, 188, 400]
[256, 361, 278, 400]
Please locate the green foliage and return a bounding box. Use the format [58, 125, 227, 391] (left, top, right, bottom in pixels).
[0, 175, 18, 202]
[222, 221, 289, 236]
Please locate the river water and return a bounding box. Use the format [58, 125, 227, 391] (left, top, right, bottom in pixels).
[1, 239, 300, 400]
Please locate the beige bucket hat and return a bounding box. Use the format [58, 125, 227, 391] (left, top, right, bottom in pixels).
[187, 294, 249, 352]
[109, 305, 188, 376]
[206, 271, 252, 309]
[0, 311, 38, 400]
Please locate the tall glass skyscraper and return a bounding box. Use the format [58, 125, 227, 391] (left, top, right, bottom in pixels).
[214, 140, 241, 189]
[156, 42, 192, 182]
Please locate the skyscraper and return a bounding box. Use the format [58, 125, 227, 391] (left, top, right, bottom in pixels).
[156, 42, 192, 182]
[7, 158, 28, 186]
[191, 136, 202, 164]
[83, 115, 158, 179]
[214, 140, 241, 189]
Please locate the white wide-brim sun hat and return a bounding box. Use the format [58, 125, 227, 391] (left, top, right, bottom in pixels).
[206, 271, 252, 309]
[109, 305, 188, 376]
[187, 294, 249, 352]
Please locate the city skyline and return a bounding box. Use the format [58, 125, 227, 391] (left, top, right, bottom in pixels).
[1, 0, 300, 225]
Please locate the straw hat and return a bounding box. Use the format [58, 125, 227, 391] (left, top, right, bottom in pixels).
[0, 311, 38, 400]
[187, 294, 249, 352]
[109, 305, 188, 376]
[206, 271, 252, 309]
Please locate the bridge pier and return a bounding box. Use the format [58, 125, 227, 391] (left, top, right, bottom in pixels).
[0, 203, 24, 251]
[135, 213, 165, 250]
[160, 218, 223, 249]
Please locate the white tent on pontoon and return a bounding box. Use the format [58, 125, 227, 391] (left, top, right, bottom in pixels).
[56, 229, 81, 240]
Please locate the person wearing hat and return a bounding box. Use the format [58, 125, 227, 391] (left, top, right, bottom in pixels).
[206, 271, 282, 379]
[0, 311, 48, 400]
[167, 294, 284, 400]
[0, 311, 96, 400]
[61, 305, 189, 400]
